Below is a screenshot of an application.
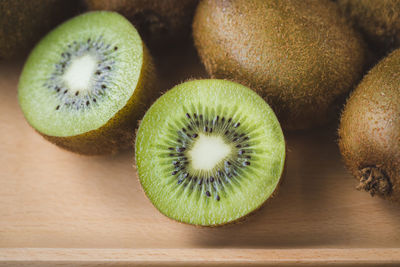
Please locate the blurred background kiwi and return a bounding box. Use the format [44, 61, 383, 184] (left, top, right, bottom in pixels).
[83, 0, 199, 51]
[0, 0, 78, 60]
[337, 0, 400, 57]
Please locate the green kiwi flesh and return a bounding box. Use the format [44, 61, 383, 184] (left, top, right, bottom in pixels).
[18, 11, 157, 155]
[339, 48, 400, 202]
[193, 0, 367, 130]
[135, 79, 286, 226]
[338, 0, 400, 54]
[84, 0, 198, 48]
[0, 0, 77, 59]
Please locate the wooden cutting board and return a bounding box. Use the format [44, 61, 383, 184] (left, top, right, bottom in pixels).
[0, 45, 399, 266]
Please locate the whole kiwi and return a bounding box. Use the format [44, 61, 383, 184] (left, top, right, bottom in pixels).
[338, 0, 400, 54]
[84, 0, 198, 48]
[339, 48, 400, 202]
[193, 0, 367, 130]
[0, 0, 77, 59]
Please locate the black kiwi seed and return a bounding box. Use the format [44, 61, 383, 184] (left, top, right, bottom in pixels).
[45, 36, 116, 111]
[159, 109, 256, 202]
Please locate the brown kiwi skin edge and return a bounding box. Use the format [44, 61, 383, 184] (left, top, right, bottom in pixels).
[43, 44, 159, 155]
[338, 48, 400, 203]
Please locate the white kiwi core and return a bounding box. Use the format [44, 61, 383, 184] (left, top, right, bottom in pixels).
[63, 54, 97, 95]
[188, 133, 231, 171]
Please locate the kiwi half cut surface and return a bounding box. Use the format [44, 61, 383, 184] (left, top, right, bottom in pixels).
[18, 11, 156, 155]
[135, 79, 286, 226]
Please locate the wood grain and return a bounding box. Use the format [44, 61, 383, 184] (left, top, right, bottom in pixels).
[1, 248, 400, 266]
[0, 49, 399, 265]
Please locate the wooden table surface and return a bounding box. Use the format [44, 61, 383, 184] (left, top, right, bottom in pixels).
[0, 46, 399, 266]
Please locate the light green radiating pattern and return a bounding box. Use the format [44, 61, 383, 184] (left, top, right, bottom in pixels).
[18, 11, 143, 136]
[136, 79, 286, 226]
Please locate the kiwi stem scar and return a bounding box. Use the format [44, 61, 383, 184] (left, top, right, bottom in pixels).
[357, 167, 392, 196]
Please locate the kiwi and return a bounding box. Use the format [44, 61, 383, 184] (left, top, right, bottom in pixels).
[18, 11, 157, 155]
[338, 0, 400, 55]
[192, 0, 367, 130]
[0, 0, 77, 59]
[84, 0, 198, 49]
[135, 79, 286, 226]
[339, 48, 400, 202]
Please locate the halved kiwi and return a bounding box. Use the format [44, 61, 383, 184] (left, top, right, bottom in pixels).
[18, 11, 157, 155]
[135, 79, 286, 226]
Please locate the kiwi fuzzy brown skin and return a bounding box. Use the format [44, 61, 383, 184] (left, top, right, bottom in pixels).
[83, 0, 198, 50]
[43, 45, 158, 155]
[337, 0, 400, 56]
[0, 0, 78, 60]
[193, 0, 367, 130]
[338, 48, 400, 203]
